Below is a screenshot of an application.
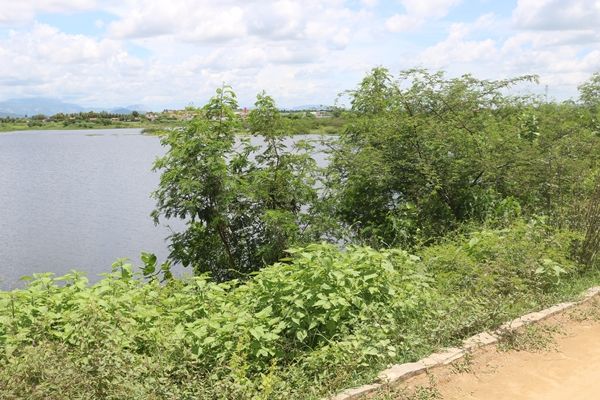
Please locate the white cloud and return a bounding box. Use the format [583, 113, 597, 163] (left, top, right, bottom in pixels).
[106, 0, 358, 48]
[385, 0, 462, 32]
[0, 0, 97, 26]
[400, 0, 462, 19]
[361, 0, 378, 7]
[385, 14, 422, 32]
[0, 23, 145, 105]
[0, 0, 598, 108]
[513, 0, 600, 30]
[412, 11, 600, 100]
[418, 22, 497, 68]
[0, 0, 378, 108]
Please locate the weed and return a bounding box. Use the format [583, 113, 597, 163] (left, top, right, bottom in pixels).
[497, 323, 562, 352]
[450, 353, 473, 374]
[380, 375, 441, 400]
[568, 299, 600, 322]
[0, 222, 599, 398]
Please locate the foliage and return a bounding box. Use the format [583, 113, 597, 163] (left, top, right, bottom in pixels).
[245, 92, 321, 264]
[151, 86, 242, 280]
[578, 72, 600, 110]
[1, 222, 597, 399]
[0, 245, 434, 399]
[3, 68, 600, 399]
[152, 89, 320, 281]
[326, 68, 600, 248]
[580, 177, 600, 267]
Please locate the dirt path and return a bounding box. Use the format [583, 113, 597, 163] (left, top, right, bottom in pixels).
[383, 300, 600, 400]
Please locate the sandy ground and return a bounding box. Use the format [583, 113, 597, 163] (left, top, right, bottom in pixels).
[385, 300, 600, 400]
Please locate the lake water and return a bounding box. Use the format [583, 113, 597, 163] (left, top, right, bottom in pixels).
[0, 129, 330, 289]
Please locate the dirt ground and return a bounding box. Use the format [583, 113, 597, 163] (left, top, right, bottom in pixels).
[379, 299, 600, 400]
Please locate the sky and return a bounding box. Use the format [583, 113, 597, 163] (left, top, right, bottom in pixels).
[0, 0, 599, 110]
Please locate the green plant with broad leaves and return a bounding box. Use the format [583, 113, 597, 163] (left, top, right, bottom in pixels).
[2, 221, 598, 399]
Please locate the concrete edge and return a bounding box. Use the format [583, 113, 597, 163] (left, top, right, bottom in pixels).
[326, 286, 600, 400]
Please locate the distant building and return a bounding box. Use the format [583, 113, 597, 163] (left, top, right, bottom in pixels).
[235, 107, 249, 119]
[310, 110, 332, 118]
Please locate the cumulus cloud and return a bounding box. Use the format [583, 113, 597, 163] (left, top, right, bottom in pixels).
[385, 0, 462, 32]
[0, 0, 378, 108]
[0, 0, 598, 108]
[0, 23, 146, 104]
[106, 0, 358, 49]
[412, 10, 600, 100]
[361, 0, 378, 7]
[10, 24, 122, 64]
[400, 0, 462, 19]
[513, 0, 600, 31]
[384, 14, 422, 33]
[418, 21, 497, 69]
[0, 0, 97, 26]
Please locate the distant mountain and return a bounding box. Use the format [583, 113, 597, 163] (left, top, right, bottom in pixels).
[0, 98, 84, 117]
[107, 105, 146, 114]
[0, 98, 147, 117]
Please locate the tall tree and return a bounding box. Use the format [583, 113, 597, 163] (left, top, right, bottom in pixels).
[578, 72, 600, 110]
[152, 86, 242, 280]
[152, 88, 319, 281]
[328, 68, 538, 247]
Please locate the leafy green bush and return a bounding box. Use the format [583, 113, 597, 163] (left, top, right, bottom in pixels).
[0, 221, 596, 399]
[0, 245, 436, 399]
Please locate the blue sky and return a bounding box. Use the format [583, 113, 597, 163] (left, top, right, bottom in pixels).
[0, 0, 598, 110]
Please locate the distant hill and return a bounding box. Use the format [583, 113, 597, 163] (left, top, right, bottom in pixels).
[0, 111, 20, 118]
[0, 98, 146, 117]
[0, 98, 84, 117]
[108, 105, 146, 114]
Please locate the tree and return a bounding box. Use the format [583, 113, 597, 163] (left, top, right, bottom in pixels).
[246, 91, 320, 264]
[578, 72, 600, 109]
[152, 88, 319, 281]
[152, 86, 242, 280]
[328, 68, 538, 247]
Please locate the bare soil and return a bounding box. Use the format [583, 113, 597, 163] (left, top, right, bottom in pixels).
[382, 299, 600, 400]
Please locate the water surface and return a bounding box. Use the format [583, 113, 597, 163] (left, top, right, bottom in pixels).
[0, 129, 175, 289]
[0, 129, 329, 289]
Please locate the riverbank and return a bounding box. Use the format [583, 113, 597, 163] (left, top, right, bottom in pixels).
[1, 220, 598, 399]
[0, 121, 171, 132]
[0, 115, 346, 135]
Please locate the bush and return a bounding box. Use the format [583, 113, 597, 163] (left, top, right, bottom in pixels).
[0, 221, 595, 399]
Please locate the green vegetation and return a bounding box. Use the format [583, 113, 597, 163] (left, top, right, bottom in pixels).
[329, 68, 599, 248]
[1, 222, 598, 399]
[497, 323, 562, 353]
[151, 89, 321, 280]
[0, 111, 155, 132]
[1, 67, 600, 398]
[0, 108, 346, 135]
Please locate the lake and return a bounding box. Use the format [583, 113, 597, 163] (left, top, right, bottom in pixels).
[0, 129, 329, 289]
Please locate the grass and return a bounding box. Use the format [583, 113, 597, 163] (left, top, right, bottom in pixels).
[568, 298, 600, 322]
[0, 121, 155, 132]
[497, 323, 563, 353]
[449, 353, 473, 374]
[373, 375, 441, 400]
